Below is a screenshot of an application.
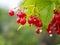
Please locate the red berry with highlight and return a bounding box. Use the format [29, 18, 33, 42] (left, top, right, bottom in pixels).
[56, 21, 60, 25]
[28, 17, 33, 24]
[20, 18, 26, 25]
[38, 21, 43, 27]
[17, 12, 26, 18]
[16, 17, 20, 24]
[9, 10, 14, 16]
[55, 15, 60, 21]
[35, 29, 40, 34]
[56, 30, 60, 35]
[33, 18, 39, 25]
[47, 27, 52, 34]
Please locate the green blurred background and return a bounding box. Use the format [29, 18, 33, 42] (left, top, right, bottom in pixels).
[0, 0, 60, 45]
[0, 0, 41, 45]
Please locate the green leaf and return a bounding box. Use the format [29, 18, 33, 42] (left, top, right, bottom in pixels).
[39, 4, 54, 31]
[20, 0, 60, 31]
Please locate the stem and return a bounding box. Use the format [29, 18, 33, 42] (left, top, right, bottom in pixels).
[34, 0, 36, 15]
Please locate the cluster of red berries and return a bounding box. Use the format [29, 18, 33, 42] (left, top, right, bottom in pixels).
[9, 10, 26, 25]
[8, 10, 43, 34]
[47, 9, 60, 36]
[28, 16, 43, 27]
[16, 12, 26, 25]
[28, 16, 43, 34]
[8, 9, 60, 36]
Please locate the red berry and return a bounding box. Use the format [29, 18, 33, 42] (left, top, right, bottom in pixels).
[55, 15, 60, 21]
[55, 22, 59, 27]
[47, 27, 52, 34]
[20, 18, 26, 25]
[47, 27, 52, 31]
[56, 30, 60, 35]
[28, 17, 33, 24]
[38, 21, 43, 27]
[54, 23, 59, 31]
[48, 30, 52, 34]
[16, 17, 20, 24]
[56, 21, 60, 25]
[9, 10, 14, 16]
[17, 12, 26, 18]
[35, 29, 40, 34]
[33, 18, 39, 24]
[54, 27, 58, 32]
